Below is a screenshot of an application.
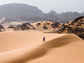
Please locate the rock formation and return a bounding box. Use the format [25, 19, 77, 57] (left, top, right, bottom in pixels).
[0, 24, 4, 32]
[55, 16, 84, 39]
[0, 24, 4, 29]
[31, 20, 60, 30]
[14, 23, 35, 31]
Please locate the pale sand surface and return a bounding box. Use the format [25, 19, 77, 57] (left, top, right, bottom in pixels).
[0, 31, 84, 63]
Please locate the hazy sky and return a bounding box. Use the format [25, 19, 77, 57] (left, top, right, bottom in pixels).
[0, 0, 84, 13]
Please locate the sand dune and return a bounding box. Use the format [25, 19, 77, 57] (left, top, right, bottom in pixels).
[0, 31, 84, 63]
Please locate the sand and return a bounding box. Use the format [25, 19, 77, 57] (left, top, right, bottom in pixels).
[0, 31, 84, 63]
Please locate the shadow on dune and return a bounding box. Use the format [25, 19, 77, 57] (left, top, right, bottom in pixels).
[1, 34, 83, 63]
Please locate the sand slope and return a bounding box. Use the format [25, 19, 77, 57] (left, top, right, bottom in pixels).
[0, 31, 84, 63]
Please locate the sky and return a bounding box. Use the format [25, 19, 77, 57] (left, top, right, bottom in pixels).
[0, 0, 84, 13]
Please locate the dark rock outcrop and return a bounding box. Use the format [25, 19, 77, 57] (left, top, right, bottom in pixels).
[8, 26, 14, 28]
[0, 24, 4, 29]
[55, 16, 84, 39]
[0, 24, 4, 32]
[14, 23, 35, 31]
[51, 22, 60, 28]
[43, 26, 48, 29]
[36, 23, 41, 26]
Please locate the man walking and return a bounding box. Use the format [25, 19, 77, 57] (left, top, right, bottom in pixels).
[43, 36, 46, 42]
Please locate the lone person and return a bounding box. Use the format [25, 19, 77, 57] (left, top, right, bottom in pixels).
[43, 36, 46, 42]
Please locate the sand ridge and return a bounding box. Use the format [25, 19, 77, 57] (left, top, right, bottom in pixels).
[0, 31, 84, 63]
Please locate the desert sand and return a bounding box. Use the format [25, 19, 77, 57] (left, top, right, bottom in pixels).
[0, 30, 84, 63]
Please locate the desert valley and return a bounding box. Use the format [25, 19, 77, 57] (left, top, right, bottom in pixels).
[0, 3, 84, 63]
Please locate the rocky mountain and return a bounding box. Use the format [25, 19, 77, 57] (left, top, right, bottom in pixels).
[0, 3, 44, 19]
[1, 18, 16, 24]
[0, 17, 5, 23]
[49, 11, 84, 23]
[0, 3, 84, 24]
[42, 13, 59, 22]
[49, 10, 60, 18]
[59, 12, 82, 23]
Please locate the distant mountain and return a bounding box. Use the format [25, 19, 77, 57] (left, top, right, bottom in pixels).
[42, 13, 59, 22]
[53, 11, 83, 23]
[49, 10, 60, 18]
[0, 3, 44, 19]
[81, 12, 84, 15]
[0, 3, 84, 24]
[1, 18, 16, 24]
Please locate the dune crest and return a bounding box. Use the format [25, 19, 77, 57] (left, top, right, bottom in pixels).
[0, 34, 83, 63]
